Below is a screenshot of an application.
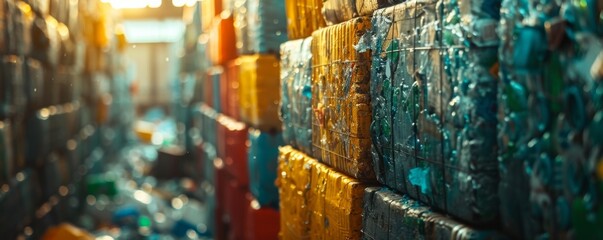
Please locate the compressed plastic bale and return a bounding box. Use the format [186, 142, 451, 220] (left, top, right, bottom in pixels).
[322, 0, 357, 25]
[311, 17, 374, 180]
[223, 0, 235, 12]
[364, 0, 499, 225]
[238, 54, 281, 131]
[203, 146, 218, 184]
[308, 151, 371, 240]
[246, 201, 280, 240]
[233, 0, 250, 54]
[199, 104, 219, 148]
[284, 0, 326, 40]
[42, 223, 94, 240]
[279, 37, 313, 154]
[362, 188, 509, 240]
[205, 67, 223, 112]
[202, 0, 223, 31]
[246, 0, 288, 53]
[22, 0, 49, 16]
[322, 0, 403, 25]
[25, 108, 50, 166]
[30, 15, 60, 67]
[224, 178, 250, 240]
[208, 13, 237, 66]
[220, 59, 241, 120]
[214, 158, 228, 240]
[234, 0, 288, 54]
[202, 183, 217, 237]
[16, 1, 34, 56]
[217, 114, 249, 186]
[0, 121, 13, 183]
[24, 58, 44, 110]
[248, 128, 284, 208]
[1, 0, 32, 56]
[276, 146, 316, 239]
[497, 0, 603, 238]
[1, 55, 25, 119]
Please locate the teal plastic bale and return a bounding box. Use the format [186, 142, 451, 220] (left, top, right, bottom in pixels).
[362, 187, 509, 240]
[498, 0, 603, 238]
[199, 104, 219, 148]
[0, 120, 12, 183]
[207, 68, 222, 113]
[247, 129, 283, 208]
[234, 0, 288, 54]
[202, 143, 217, 185]
[365, 0, 500, 225]
[279, 37, 313, 154]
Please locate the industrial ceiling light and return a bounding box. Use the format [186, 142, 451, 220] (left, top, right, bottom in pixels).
[172, 0, 197, 7]
[172, 0, 186, 7]
[109, 0, 148, 9]
[148, 0, 162, 8]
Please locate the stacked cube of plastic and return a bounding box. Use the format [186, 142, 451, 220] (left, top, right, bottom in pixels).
[1, 0, 133, 238]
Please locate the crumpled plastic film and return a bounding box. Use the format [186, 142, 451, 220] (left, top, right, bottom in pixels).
[311, 17, 375, 180]
[284, 0, 325, 40]
[322, 0, 403, 25]
[238, 54, 282, 131]
[279, 37, 313, 154]
[276, 146, 314, 240]
[234, 0, 288, 54]
[248, 128, 284, 208]
[498, 0, 603, 237]
[362, 188, 509, 239]
[366, 0, 500, 225]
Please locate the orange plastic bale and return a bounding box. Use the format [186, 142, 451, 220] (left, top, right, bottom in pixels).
[208, 13, 237, 66]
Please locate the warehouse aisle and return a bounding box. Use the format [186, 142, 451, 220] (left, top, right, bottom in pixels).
[2, 0, 603, 239]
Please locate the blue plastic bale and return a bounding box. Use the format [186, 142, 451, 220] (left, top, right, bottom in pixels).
[279, 37, 313, 154]
[498, 0, 603, 238]
[362, 187, 509, 240]
[199, 104, 219, 148]
[234, 0, 288, 54]
[247, 129, 284, 208]
[365, 0, 500, 225]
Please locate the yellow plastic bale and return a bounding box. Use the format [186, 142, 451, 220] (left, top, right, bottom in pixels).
[311, 17, 374, 180]
[277, 146, 370, 240]
[42, 223, 94, 240]
[285, 0, 326, 40]
[308, 150, 369, 240]
[277, 146, 315, 240]
[238, 54, 281, 131]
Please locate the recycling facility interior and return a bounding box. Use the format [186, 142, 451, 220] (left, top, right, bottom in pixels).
[1, 0, 602, 239]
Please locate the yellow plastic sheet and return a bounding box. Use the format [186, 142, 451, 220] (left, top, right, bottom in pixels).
[284, 0, 326, 40]
[238, 54, 281, 131]
[277, 146, 370, 240]
[311, 17, 374, 180]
